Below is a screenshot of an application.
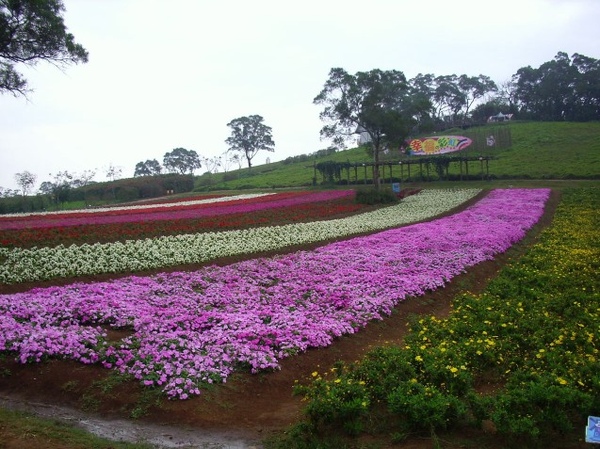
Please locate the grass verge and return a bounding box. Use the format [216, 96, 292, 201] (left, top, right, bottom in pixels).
[0, 407, 154, 449]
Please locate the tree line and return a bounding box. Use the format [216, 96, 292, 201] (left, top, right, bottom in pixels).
[312, 51, 599, 188]
[133, 115, 276, 177]
[2, 112, 276, 207]
[0, 172, 196, 214]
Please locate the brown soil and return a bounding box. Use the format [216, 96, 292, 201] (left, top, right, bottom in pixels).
[1, 189, 585, 449]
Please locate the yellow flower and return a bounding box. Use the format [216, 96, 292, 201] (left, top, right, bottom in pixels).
[415, 355, 423, 362]
[311, 371, 318, 377]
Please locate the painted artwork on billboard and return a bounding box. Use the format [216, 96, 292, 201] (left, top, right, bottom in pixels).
[407, 135, 473, 156]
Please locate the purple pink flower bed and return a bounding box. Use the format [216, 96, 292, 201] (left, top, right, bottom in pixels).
[0, 188, 550, 399]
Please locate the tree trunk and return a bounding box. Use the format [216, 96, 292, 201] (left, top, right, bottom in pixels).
[372, 143, 381, 190]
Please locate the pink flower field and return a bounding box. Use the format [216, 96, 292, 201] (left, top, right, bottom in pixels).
[0, 189, 550, 400]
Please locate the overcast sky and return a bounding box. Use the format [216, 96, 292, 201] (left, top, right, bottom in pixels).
[1, 0, 599, 192]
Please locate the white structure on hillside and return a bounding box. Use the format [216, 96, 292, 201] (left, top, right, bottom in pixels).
[487, 112, 513, 122]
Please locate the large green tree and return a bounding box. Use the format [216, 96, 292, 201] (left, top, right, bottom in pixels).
[134, 159, 162, 177]
[225, 115, 275, 169]
[314, 67, 430, 189]
[431, 74, 464, 124]
[412, 73, 496, 126]
[163, 148, 202, 175]
[0, 0, 88, 96]
[571, 53, 600, 121]
[456, 74, 497, 119]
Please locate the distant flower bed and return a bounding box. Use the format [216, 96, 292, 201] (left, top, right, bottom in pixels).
[0, 193, 263, 219]
[0, 189, 549, 399]
[0, 189, 480, 284]
[0, 191, 360, 248]
[0, 191, 355, 230]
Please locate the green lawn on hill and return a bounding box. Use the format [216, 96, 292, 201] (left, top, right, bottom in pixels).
[194, 121, 600, 191]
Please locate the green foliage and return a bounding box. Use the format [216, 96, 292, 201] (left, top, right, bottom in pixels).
[162, 147, 202, 175]
[79, 174, 194, 203]
[294, 367, 370, 436]
[0, 193, 51, 214]
[80, 372, 131, 411]
[0, 0, 89, 96]
[0, 174, 195, 213]
[134, 159, 162, 177]
[313, 68, 428, 188]
[512, 52, 600, 122]
[351, 346, 416, 400]
[354, 188, 398, 205]
[387, 380, 468, 431]
[225, 114, 275, 169]
[263, 421, 352, 449]
[129, 387, 164, 419]
[314, 161, 352, 183]
[80, 371, 164, 419]
[484, 373, 592, 441]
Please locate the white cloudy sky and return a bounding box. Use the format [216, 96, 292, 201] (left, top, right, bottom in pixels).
[1, 0, 599, 191]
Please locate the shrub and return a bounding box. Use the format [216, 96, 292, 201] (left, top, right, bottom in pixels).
[387, 381, 468, 431]
[295, 371, 370, 436]
[115, 186, 139, 202]
[485, 373, 593, 443]
[222, 171, 239, 182]
[354, 188, 398, 205]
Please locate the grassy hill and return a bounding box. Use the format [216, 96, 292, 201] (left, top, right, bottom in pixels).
[194, 121, 600, 191]
[3, 121, 597, 214]
[490, 121, 600, 178]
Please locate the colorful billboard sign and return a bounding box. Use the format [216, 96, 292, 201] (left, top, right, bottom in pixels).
[407, 135, 473, 156]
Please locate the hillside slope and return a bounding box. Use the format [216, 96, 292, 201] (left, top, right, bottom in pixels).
[195, 121, 600, 190]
